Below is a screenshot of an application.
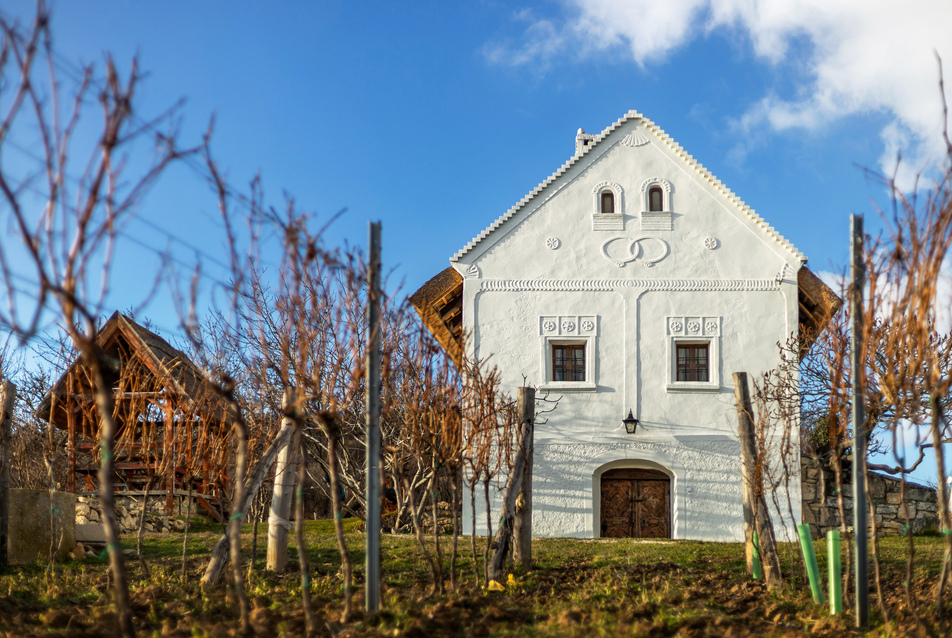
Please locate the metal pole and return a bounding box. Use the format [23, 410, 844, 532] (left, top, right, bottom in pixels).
[850, 213, 869, 629]
[365, 221, 382, 613]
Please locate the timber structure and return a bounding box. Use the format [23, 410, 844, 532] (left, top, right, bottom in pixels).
[36, 312, 231, 522]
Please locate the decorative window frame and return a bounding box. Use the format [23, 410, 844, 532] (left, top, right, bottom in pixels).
[666, 316, 720, 392]
[641, 177, 673, 232]
[592, 182, 625, 231]
[540, 315, 598, 392]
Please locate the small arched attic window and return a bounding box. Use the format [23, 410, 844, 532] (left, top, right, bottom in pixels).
[641, 178, 673, 231]
[592, 182, 624, 231]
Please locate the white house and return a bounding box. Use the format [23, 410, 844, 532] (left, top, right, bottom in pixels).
[411, 110, 837, 541]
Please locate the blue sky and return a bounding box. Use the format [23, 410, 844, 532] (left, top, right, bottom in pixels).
[3, 2, 951, 482]
[9, 0, 948, 310]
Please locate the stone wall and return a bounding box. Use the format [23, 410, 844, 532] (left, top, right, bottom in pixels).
[8, 489, 76, 564]
[75, 494, 186, 536]
[801, 457, 940, 537]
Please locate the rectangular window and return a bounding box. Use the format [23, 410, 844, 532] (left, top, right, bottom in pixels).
[552, 344, 585, 381]
[676, 344, 708, 382]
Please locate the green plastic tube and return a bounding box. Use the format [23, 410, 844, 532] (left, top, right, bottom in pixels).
[752, 529, 762, 580]
[797, 523, 825, 605]
[827, 530, 842, 615]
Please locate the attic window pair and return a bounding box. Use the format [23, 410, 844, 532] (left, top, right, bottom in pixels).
[602, 187, 662, 213]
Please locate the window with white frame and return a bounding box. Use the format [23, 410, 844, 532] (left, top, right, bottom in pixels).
[592, 182, 624, 231]
[540, 315, 597, 391]
[641, 178, 673, 232]
[666, 316, 720, 392]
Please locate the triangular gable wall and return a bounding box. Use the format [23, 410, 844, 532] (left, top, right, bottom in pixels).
[452, 110, 805, 267]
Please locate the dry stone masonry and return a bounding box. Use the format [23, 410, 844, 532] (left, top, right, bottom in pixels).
[801, 457, 940, 537]
[75, 495, 186, 535]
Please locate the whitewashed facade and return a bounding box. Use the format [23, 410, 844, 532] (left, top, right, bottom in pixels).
[416, 111, 822, 541]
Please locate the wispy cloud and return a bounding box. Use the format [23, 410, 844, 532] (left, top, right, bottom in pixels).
[485, 0, 952, 188]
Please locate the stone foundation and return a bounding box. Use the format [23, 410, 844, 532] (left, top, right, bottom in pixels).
[75, 494, 187, 536]
[801, 457, 940, 537]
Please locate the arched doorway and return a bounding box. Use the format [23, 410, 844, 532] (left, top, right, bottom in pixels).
[600, 468, 671, 538]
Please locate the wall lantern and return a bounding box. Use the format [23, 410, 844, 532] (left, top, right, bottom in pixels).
[623, 410, 639, 434]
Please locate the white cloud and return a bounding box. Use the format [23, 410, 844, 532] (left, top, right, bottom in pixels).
[486, 0, 952, 187]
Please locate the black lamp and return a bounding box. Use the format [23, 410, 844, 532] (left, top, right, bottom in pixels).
[623, 410, 638, 434]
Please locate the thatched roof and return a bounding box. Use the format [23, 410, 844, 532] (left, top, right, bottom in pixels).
[36, 312, 228, 436]
[409, 267, 463, 366]
[798, 266, 843, 356]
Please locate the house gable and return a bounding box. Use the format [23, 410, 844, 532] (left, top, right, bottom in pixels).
[452, 111, 805, 271]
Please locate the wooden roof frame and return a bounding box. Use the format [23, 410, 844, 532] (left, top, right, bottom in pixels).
[36, 311, 229, 434]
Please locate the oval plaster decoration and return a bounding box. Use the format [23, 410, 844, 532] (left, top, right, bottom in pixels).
[704, 237, 718, 250]
[600, 236, 669, 268]
[546, 237, 561, 250]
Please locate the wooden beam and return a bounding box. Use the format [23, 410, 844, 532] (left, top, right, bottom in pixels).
[67, 396, 77, 494]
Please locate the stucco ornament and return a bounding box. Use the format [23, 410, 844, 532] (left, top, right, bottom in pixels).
[600, 236, 669, 268]
[546, 237, 561, 250]
[540, 315, 596, 336]
[466, 264, 480, 278]
[621, 129, 650, 147]
[669, 316, 721, 337]
[704, 237, 718, 250]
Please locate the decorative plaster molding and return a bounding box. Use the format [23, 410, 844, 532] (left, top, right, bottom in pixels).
[703, 237, 718, 250]
[593, 181, 623, 197]
[621, 129, 650, 147]
[776, 262, 788, 283]
[600, 236, 669, 268]
[592, 215, 625, 231]
[668, 316, 720, 337]
[545, 237, 561, 250]
[592, 182, 625, 231]
[480, 278, 780, 293]
[539, 315, 598, 337]
[640, 178, 673, 231]
[452, 110, 807, 264]
[465, 264, 480, 278]
[640, 177, 672, 195]
[642, 211, 673, 232]
[667, 316, 723, 392]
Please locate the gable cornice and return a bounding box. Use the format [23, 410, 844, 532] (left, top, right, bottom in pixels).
[451, 110, 806, 264]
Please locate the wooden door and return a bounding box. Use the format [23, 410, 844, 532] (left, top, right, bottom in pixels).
[599, 468, 670, 538]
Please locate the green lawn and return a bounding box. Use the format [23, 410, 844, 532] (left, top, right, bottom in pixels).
[0, 520, 946, 636]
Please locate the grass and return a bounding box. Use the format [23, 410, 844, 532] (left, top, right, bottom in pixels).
[0, 520, 947, 636]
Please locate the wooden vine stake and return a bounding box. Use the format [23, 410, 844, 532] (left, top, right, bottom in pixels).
[733, 371, 782, 588]
[489, 387, 534, 583]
